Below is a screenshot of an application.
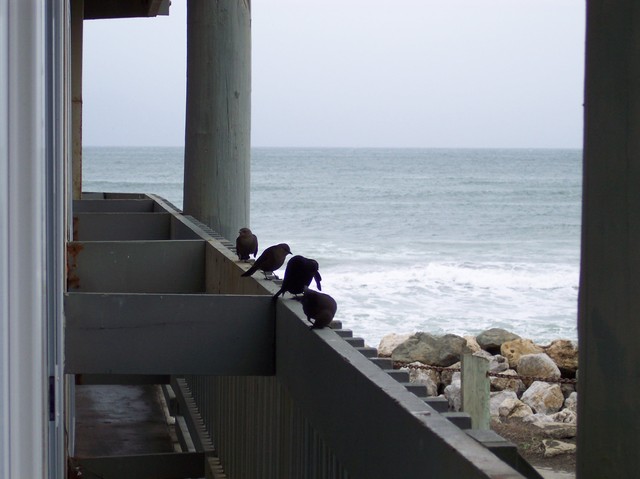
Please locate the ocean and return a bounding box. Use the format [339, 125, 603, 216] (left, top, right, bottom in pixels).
[83, 147, 581, 348]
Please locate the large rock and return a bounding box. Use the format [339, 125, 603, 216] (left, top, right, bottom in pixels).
[544, 339, 579, 376]
[521, 381, 565, 414]
[490, 369, 526, 393]
[464, 336, 482, 353]
[517, 353, 561, 386]
[444, 372, 462, 411]
[476, 328, 521, 354]
[500, 338, 544, 368]
[401, 361, 439, 397]
[550, 409, 577, 424]
[498, 396, 533, 419]
[473, 350, 509, 373]
[532, 421, 577, 439]
[564, 392, 577, 412]
[489, 390, 518, 418]
[543, 439, 576, 457]
[377, 333, 412, 357]
[391, 332, 467, 367]
[440, 361, 460, 388]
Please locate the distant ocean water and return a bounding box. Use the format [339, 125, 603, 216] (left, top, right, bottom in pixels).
[83, 146, 581, 347]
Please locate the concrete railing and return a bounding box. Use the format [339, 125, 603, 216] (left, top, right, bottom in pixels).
[66, 193, 538, 479]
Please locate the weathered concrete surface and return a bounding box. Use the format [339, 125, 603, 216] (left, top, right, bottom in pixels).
[74, 385, 174, 457]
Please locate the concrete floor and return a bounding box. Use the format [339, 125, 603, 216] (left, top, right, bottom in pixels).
[74, 384, 175, 457]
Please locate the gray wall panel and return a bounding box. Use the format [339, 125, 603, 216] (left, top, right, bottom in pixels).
[65, 293, 275, 375]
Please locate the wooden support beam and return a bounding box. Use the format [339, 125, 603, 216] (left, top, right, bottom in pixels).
[72, 452, 205, 479]
[462, 353, 490, 430]
[65, 293, 275, 375]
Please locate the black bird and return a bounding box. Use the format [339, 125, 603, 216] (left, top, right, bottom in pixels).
[273, 255, 322, 299]
[241, 243, 291, 278]
[236, 227, 258, 261]
[293, 287, 337, 329]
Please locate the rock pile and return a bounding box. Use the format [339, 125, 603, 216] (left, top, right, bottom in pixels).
[381, 327, 578, 457]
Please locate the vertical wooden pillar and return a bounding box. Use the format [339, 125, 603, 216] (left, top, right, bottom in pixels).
[183, 0, 251, 242]
[462, 354, 490, 430]
[578, 1, 640, 477]
[71, 0, 82, 200]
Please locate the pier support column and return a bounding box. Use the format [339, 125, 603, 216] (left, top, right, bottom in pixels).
[71, 0, 83, 200]
[578, 1, 640, 477]
[183, 0, 251, 242]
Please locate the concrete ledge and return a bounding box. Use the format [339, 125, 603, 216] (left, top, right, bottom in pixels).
[73, 212, 172, 241]
[67, 240, 206, 293]
[65, 293, 275, 375]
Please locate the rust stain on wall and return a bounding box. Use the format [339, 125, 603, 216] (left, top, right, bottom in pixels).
[67, 241, 84, 290]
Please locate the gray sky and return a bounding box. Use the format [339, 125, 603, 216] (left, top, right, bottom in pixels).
[83, 1, 585, 148]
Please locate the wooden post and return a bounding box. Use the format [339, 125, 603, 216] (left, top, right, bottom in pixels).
[462, 354, 490, 430]
[71, 0, 83, 200]
[183, 0, 251, 242]
[578, 1, 640, 477]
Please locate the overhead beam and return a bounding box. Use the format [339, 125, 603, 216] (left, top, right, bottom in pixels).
[72, 452, 205, 479]
[83, 0, 170, 20]
[65, 293, 275, 375]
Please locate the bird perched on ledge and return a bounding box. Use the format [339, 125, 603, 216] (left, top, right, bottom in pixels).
[241, 243, 291, 278]
[235, 227, 258, 261]
[273, 255, 322, 299]
[293, 287, 337, 329]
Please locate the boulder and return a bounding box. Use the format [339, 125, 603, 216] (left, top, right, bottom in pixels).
[464, 336, 482, 353]
[473, 350, 510, 373]
[490, 369, 526, 393]
[440, 361, 460, 388]
[544, 339, 579, 376]
[476, 328, 521, 354]
[521, 381, 564, 414]
[532, 421, 577, 439]
[489, 390, 518, 418]
[391, 332, 467, 367]
[401, 361, 439, 397]
[564, 392, 577, 412]
[543, 439, 576, 457]
[517, 353, 561, 386]
[444, 372, 462, 411]
[500, 338, 544, 368]
[377, 333, 412, 357]
[497, 396, 533, 419]
[550, 408, 577, 424]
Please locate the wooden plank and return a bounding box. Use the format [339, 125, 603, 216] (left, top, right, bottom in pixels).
[462, 353, 490, 430]
[73, 452, 205, 479]
[65, 293, 275, 375]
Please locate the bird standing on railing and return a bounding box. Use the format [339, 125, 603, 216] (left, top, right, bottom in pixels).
[293, 287, 337, 329]
[241, 243, 291, 278]
[273, 255, 322, 299]
[235, 227, 258, 261]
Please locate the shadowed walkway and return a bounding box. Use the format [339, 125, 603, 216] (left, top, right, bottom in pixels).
[74, 384, 175, 457]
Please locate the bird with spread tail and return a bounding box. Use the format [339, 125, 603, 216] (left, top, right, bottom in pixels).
[273, 255, 322, 299]
[241, 243, 291, 278]
[293, 287, 337, 329]
[235, 227, 258, 261]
